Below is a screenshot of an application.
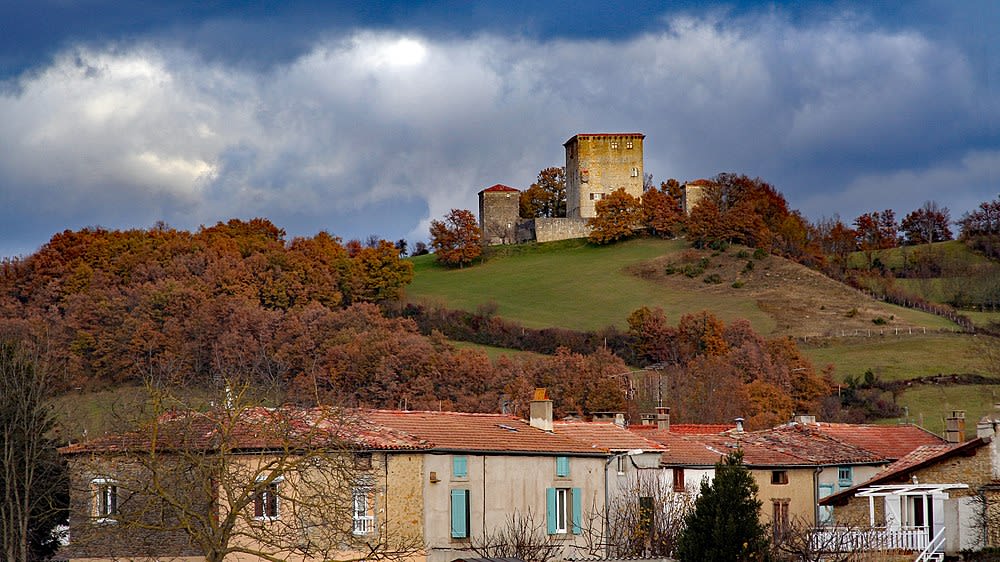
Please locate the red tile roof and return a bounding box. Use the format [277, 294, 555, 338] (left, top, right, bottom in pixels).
[479, 184, 520, 194]
[553, 421, 666, 452]
[366, 410, 604, 455]
[820, 438, 988, 506]
[630, 423, 732, 435]
[60, 407, 431, 455]
[684, 179, 715, 187]
[787, 422, 945, 460]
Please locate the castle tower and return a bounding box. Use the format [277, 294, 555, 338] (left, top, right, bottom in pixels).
[564, 133, 645, 219]
[681, 179, 714, 215]
[478, 184, 520, 245]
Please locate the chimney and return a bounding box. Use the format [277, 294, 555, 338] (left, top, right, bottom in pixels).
[977, 416, 998, 439]
[734, 417, 745, 433]
[529, 388, 553, 432]
[640, 413, 655, 425]
[793, 414, 816, 425]
[945, 410, 966, 443]
[656, 407, 671, 431]
[614, 413, 626, 428]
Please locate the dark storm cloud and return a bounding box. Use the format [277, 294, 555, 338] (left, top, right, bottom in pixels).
[0, 3, 998, 257]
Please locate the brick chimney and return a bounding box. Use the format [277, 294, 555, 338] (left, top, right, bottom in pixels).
[945, 410, 966, 443]
[529, 388, 553, 432]
[656, 407, 671, 431]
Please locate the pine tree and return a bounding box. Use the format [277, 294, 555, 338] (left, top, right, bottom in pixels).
[676, 450, 770, 562]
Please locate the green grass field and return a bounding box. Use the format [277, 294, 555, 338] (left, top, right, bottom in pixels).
[449, 340, 545, 360]
[801, 333, 991, 382]
[408, 238, 773, 332]
[894, 384, 1000, 437]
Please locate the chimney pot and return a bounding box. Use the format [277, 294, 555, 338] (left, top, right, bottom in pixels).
[529, 388, 553, 432]
[734, 417, 745, 433]
[655, 406, 671, 431]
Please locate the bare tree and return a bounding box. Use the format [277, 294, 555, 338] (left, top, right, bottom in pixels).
[468, 508, 563, 562]
[773, 515, 898, 562]
[63, 381, 422, 562]
[0, 339, 67, 562]
[578, 474, 694, 560]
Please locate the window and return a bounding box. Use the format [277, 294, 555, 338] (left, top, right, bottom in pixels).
[546, 487, 581, 535]
[453, 455, 468, 479]
[837, 466, 853, 488]
[772, 499, 790, 538]
[818, 484, 835, 526]
[638, 496, 654, 534]
[589, 192, 604, 201]
[616, 455, 627, 475]
[631, 167, 639, 177]
[92, 478, 118, 521]
[353, 453, 373, 469]
[580, 169, 589, 183]
[450, 489, 470, 539]
[672, 468, 686, 492]
[610, 141, 619, 149]
[353, 487, 374, 535]
[771, 470, 788, 485]
[556, 456, 570, 478]
[253, 477, 282, 520]
[626, 140, 633, 149]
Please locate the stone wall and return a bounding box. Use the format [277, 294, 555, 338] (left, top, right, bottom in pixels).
[516, 218, 591, 244]
[479, 190, 519, 245]
[565, 134, 644, 219]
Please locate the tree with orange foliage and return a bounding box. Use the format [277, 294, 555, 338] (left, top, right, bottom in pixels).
[429, 209, 482, 268]
[676, 311, 729, 359]
[642, 183, 684, 238]
[519, 167, 566, 218]
[587, 189, 643, 244]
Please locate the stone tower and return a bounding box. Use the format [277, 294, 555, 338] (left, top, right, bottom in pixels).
[681, 179, 713, 214]
[478, 184, 520, 245]
[564, 133, 645, 219]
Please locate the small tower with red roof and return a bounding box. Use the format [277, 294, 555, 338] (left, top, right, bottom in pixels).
[477, 184, 521, 245]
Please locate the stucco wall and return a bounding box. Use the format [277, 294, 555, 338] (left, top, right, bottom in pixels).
[421, 453, 605, 562]
[753, 467, 817, 527]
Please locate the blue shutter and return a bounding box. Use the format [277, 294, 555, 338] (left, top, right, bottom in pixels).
[571, 488, 582, 534]
[451, 489, 468, 538]
[556, 456, 570, 477]
[545, 488, 557, 534]
[453, 456, 468, 478]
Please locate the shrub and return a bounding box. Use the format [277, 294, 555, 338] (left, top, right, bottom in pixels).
[872, 317, 888, 325]
[731, 281, 744, 289]
[703, 274, 723, 284]
[752, 248, 768, 260]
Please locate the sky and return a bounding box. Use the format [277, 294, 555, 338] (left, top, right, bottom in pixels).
[1, 1, 998, 258]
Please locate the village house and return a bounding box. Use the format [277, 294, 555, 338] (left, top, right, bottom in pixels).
[818, 412, 1000, 559]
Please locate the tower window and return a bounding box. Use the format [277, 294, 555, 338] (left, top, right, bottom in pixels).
[631, 167, 639, 177]
[626, 140, 633, 149]
[610, 141, 619, 149]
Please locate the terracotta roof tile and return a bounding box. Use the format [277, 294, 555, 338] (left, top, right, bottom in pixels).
[788, 422, 945, 460]
[553, 421, 666, 452]
[630, 423, 732, 435]
[366, 410, 604, 455]
[479, 184, 520, 193]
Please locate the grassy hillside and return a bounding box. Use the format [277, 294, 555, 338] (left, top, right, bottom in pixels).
[408, 238, 956, 336]
[848, 241, 1000, 326]
[894, 384, 1000, 437]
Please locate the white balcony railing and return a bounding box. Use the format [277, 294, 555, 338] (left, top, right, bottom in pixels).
[809, 526, 931, 553]
[353, 515, 375, 535]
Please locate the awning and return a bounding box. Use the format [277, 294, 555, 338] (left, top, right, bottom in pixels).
[856, 483, 969, 497]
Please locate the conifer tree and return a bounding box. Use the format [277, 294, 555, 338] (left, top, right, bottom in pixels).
[676, 450, 770, 562]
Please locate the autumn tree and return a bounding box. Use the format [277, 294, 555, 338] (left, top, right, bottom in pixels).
[519, 167, 566, 218]
[676, 451, 769, 562]
[430, 209, 482, 268]
[587, 189, 643, 244]
[642, 183, 684, 238]
[0, 340, 68, 562]
[814, 216, 857, 273]
[900, 201, 953, 245]
[853, 210, 898, 268]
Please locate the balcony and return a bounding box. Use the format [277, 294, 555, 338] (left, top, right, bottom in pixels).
[809, 526, 932, 553]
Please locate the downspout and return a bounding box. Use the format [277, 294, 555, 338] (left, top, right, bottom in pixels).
[482, 456, 487, 536]
[384, 453, 390, 542]
[814, 467, 822, 526]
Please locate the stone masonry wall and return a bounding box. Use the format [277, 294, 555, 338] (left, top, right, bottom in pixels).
[565, 134, 644, 219]
[516, 218, 591, 243]
[479, 191, 519, 245]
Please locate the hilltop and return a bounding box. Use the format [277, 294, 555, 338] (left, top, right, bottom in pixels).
[407, 237, 956, 337]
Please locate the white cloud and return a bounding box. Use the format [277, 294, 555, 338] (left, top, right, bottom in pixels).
[0, 16, 995, 257]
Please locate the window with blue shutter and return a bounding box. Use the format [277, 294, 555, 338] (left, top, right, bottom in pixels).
[453, 456, 468, 479]
[556, 456, 570, 477]
[545, 488, 557, 534]
[571, 488, 582, 534]
[450, 489, 469, 539]
[838, 466, 853, 488]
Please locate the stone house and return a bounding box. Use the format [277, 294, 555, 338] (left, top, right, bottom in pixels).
[818, 418, 1000, 558]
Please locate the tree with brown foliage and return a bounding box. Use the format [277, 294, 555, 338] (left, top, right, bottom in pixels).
[642, 183, 684, 238]
[429, 209, 482, 268]
[520, 167, 566, 218]
[901, 201, 953, 245]
[588, 189, 643, 245]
